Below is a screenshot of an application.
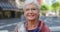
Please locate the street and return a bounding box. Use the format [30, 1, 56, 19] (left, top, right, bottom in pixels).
[0, 18, 21, 31]
[0, 16, 60, 32]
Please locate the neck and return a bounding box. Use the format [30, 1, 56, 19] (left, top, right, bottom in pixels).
[27, 19, 38, 25]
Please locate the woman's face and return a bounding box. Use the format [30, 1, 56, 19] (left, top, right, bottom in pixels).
[24, 3, 39, 20]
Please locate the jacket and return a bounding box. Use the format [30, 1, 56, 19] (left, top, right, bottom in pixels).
[14, 20, 50, 32]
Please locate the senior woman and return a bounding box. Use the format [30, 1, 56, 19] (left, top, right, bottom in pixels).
[14, 0, 50, 32]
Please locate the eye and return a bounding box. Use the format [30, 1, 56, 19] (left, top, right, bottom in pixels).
[31, 8, 36, 10]
[25, 9, 30, 11]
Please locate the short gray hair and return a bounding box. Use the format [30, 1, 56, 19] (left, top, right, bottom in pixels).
[23, 0, 40, 10]
[23, 0, 40, 20]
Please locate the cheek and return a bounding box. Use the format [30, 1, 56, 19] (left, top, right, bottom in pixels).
[35, 13, 39, 17]
[34, 11, 39, 15]
[34, 12, 39, 18]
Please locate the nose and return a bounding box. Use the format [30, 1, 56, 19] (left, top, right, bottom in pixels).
[29, 9, 33, 14]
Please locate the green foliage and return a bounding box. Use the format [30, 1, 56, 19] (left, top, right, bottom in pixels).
[52, 2, 60, 10]
[40, 5, 49, 11]
[40, 2, 60, 12]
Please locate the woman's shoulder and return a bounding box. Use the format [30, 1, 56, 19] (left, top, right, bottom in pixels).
[17, 21, 25, 26]
[39, 20, 45, 24]
[39, 20, 50, 32]
[14, 21, 26, 32]
[39, 20, 46, 29]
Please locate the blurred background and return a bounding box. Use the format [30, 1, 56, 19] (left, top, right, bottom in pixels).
[0, 0, 60, 32]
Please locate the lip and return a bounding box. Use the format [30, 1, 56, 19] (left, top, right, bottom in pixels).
[27, 15, 35, 17]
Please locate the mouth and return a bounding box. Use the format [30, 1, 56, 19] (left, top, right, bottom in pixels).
[27, 15, 35, 18]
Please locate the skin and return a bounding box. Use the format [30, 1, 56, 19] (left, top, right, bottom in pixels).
[24, 3, 39, 30]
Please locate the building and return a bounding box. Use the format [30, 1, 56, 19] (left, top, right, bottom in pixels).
[0, 0, 25, 19]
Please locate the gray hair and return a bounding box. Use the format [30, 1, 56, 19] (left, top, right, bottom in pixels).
[23, 0, 40, 11]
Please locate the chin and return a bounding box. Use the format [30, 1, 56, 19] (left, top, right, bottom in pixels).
[27, 18, 36, 20]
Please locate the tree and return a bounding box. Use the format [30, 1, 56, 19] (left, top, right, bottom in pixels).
[40, 5, 49, 11]
[52, 2, 60, 12]
[52, 2, 60, 16]
[40, 5, 49, 16]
